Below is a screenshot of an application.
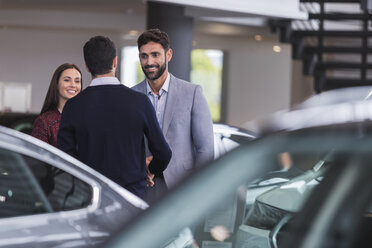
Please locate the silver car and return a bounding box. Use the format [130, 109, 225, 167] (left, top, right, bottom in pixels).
[0, 126, 148, 247]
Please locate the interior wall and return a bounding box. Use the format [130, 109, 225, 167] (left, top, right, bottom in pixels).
[0, 28, 133, 113]
[290, 60, 315, 106]
[194, 33, 292, 127]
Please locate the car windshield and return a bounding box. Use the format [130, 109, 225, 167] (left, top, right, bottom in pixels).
[106, 124, 372, 248]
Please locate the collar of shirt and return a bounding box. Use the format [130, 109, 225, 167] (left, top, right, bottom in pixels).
[146, 73, 170, 97]
[89, 77, 121, 87]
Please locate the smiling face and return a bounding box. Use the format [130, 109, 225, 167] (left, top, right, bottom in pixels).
[139, 41, 172, 82]
[58, 68, 82, 104]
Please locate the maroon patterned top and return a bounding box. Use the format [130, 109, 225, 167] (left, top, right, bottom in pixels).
[31, 109, 61, 147]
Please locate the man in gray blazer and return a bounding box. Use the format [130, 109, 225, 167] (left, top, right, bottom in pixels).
[132, 29, 214, 200]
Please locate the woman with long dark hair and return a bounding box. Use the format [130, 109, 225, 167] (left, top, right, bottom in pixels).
[31, 63, 82, 146]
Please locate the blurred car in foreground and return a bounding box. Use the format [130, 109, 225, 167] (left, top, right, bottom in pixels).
[0, 126, 147, 247]
[105, 86, 372, 248]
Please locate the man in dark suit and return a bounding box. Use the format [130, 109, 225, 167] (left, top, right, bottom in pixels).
[57, 36, 172, 199]
[132, 29, 214, 201]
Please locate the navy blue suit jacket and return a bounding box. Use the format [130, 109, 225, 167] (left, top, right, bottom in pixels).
[57, 84, 171, 198]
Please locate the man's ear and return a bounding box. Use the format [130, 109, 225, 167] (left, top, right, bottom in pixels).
[85, 64, 90, 73]
[166, 48, 173, 63]
[113, 56, 118, 69]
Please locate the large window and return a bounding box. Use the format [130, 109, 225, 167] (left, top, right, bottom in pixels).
[120, 46, 144, 88]
[121, 46, 223, 122]
[191, 49, 223, 122]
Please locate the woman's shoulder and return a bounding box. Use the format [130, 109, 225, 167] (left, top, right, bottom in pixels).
[37, 110, 60, 124]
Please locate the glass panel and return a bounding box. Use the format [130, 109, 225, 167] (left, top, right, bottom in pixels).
[120, 46, 145, 87]
[191, 49, 223, 122]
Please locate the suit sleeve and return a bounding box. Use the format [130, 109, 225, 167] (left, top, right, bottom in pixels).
[143, 97, 172, 174]
[191, 85, 215, 167]
[57, 100, 77, 157]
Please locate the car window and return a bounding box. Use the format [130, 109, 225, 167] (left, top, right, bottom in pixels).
[190, 150, 329, 247]
[194, 134, 363, 248]
[276, 151, 372, 248]
[0, 147, 92, 218]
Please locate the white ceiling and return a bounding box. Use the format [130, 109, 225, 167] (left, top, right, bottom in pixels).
[0, 0, 286, 39]
[152, 0, 308, 20]
[0, 0, 146, 14]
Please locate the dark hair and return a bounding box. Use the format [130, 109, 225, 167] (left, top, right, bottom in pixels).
[83, 36, 116, 76]
[137, 29, 170, 51]
[40, 63, 82, 114]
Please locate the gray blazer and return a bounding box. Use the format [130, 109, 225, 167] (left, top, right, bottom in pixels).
[132, 74, 214, 187]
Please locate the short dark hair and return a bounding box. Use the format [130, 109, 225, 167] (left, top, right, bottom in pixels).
[137, 29, 170, 51]
[41, 63, 82, 114]
[83, 36, 116, 76]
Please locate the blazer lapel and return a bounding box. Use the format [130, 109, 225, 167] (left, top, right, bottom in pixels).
[162, 74, 178, 136]
[138, 80, 147, 94]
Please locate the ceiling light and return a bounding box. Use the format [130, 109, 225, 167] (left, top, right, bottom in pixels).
[254, 35, 262, 41]
[122, 30, 139, 40]
[273, 45, 281, 53]
[129, 30, 138, 36]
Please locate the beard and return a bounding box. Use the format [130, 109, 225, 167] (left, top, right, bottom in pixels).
[141, 53, 167, 80]
[142, 63, 166, 80]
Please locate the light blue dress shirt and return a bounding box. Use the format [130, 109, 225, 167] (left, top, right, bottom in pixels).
[146, 74, 170, 129]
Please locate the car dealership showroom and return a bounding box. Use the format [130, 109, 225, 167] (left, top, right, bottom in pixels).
[1, 0, 372, 247]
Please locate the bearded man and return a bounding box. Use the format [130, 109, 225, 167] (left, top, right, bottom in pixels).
[132, 29, 214, 202]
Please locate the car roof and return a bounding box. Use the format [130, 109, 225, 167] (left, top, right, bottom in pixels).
[245, 86, 372, 136]
[295, 86, 372, 109]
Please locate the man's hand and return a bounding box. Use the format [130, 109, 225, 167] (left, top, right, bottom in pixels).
[146, 155, 153, 166]
[146, 173, 155, 187]
[146, 156, 154, 187]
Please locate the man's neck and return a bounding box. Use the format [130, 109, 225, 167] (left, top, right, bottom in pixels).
[147, 71, 168, 94]
[92, 71, 116, 79]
